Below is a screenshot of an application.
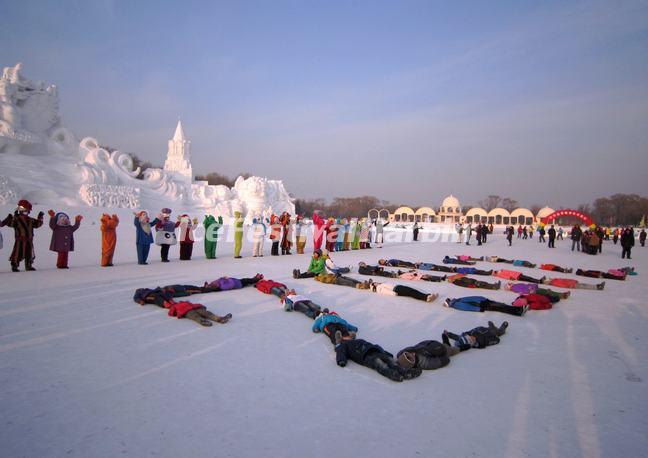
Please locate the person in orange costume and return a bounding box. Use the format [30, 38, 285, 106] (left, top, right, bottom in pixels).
[100, 213, 119, 266]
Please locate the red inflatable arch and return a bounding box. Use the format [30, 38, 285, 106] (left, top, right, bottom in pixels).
[541, 209, 593, 226]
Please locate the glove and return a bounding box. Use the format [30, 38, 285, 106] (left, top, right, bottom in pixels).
[48, 209, 55, 217]
[75, 215, 83, 221]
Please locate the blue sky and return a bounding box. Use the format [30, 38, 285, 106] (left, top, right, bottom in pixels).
[2, 0, 648, 208]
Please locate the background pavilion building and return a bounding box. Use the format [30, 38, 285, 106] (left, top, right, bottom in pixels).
[389, 195, 554, 226]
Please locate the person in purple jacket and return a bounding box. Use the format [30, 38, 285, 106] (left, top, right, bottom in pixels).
[504, 282, 570, 302]
[203, 274, 264, 292]
[47, 209, 82, 269]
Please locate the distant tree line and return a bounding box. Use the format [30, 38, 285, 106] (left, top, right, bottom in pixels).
[294, 196, 402, 218]
[579, 194, 648, 226]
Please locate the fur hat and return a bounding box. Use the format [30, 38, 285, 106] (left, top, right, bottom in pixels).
[397, 351, 416, 369]
[17, 199, 32, 212]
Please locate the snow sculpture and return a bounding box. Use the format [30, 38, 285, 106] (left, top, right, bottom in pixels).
[0, 63, 295, 217]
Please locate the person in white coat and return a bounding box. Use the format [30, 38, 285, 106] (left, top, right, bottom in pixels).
[252, 217, 267, 257]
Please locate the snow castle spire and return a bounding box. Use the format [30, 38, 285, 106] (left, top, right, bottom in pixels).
[163, 119, 192, 183]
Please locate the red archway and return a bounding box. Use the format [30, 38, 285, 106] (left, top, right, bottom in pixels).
[541, 209, 593, 226]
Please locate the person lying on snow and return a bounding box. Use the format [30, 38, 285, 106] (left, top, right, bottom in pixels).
[575, 268, 628, 280]
[378, 258, 418, 269]
[454, 266, 494, 276]
[202, 274, 264, 292]
[543, 277, 605, 290]
[454, 255, 485, 262]
[133, 287, 231, 327]
[314, 272, 372, 289]
[358, 262, 399, 278]
[323, 249, 351, 274]
[397, 270, 447, 282]
[447, 274, 501, 290]
[540, 264, 573, 273]
[293, 249, 326, 279]
[280, 289, 322, 319]
[486, 256, 537, 268]
[504, 282, 570, 302]
[442, 256, 476, 266]
[442, 321, 509, 351]
[312, 309, 358, 344]
[396, 340, 459, 371]
[255, 279, 288, 298]
[494, 269, 546, 284]
[417, 262, 456, 273]
[443, 296, 528, 316]
[370, 281, 438, 302]
[334, 333, 422, 382]
[512, 294, 552, 310]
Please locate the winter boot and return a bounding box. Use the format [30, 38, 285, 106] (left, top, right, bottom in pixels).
[334, 330, 343, 345]
[293, 269, 300, 279]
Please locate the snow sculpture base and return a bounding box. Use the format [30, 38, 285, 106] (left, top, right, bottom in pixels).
[0, 63, 295, 217]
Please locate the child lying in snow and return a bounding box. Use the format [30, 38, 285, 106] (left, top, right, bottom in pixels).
[442, 256, 476, 266]
[280, 289, 322, 319]
[203, 274, 263, 291]
[575, 268, 629, 280]
[447, 274, 501, 290]
[494, 269, 545, 284]
[370, 282, 438, 302]
[312, 309, 358, 345]
[543, 277, 605, 290]
[443, 296, 528, 316]
[334, 334, 422, 382]
[486, 256, 536, 268]
[133, 286, 231, 327]
[540, 264, 573, 273]
[504, 282, 570, 302]
[442, 321, 509, 351]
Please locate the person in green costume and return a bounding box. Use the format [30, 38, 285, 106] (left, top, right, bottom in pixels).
[203, 214, 222, 259]
[233, 211, 244, 258]
[352, 218, 361, 250]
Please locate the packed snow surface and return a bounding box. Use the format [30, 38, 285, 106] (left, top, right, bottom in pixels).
[0, 206, 646, 457]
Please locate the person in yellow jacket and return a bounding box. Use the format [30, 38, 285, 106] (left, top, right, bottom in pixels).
[233, 211, 244, 258]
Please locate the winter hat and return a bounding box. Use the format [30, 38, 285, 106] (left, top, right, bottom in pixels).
[397, 351, 416, 369]
[161, 208, 172, 215]
[17, 199, 32, 212]
[55, 212, 70, 226]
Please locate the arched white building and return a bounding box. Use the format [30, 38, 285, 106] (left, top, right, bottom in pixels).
[510, 208, 535, 226]
[465, 207, 487, 224]
[487, 208, 510, 225]
[415, 207, 436, 223]
[388, 197, 558, 226]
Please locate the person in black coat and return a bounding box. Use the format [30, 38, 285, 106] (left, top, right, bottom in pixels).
[571, 225, 582, 251]
[412, 222, 420, 241]
[621, 227, 635, 259]
[506, 226, 514, 246]
[335, 335, 422, 382]
[396, 340, 459, 371]
[547, 225, 557, 248]
[442, 321, 508, 351]
[640, 229, 646, 247]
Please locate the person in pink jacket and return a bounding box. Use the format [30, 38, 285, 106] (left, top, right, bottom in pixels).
[494, 269, 545, 284]
[312, 211, 325, 251]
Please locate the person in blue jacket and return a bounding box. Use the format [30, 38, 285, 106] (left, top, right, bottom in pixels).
[312, 309, 359, 345]
[335, 218, 346, 252]
[134, 210, 159, 265]
[444, 296, 528, 317]
[455, 267, 493, 276]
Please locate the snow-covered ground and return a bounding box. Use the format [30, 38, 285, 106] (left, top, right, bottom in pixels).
[0, 205, 646, 458]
